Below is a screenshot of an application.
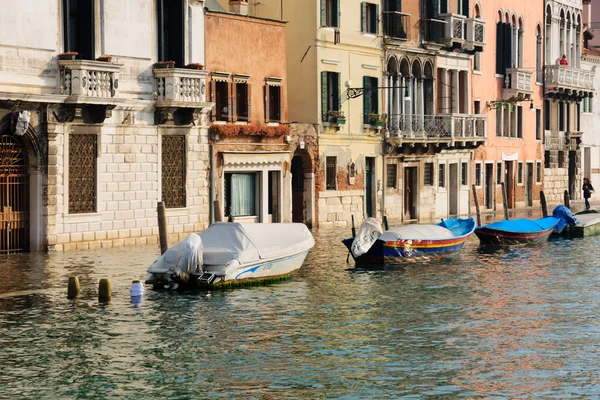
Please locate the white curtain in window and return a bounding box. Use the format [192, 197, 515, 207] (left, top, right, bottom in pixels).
[231, 174, 255, 216]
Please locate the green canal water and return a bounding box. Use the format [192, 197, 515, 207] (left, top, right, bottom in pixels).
[2, 229, 600, 399]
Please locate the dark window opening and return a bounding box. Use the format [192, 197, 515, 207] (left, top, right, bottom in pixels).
[438, 164, 446, 188]
[387, 164, 397, 189]
[544, 100, 550, 130]
[544, 150, 550, 168]
[424, 162, 434, 186]
[326, 156, 337, 190]
[322, 72, 340, 122]
[215, 81, 229, 122]
[517, 106, 523, 138]
[536, 109, 541, 140]
[236, 83, 249, 122]
[558, 151, 564, 168]
[63, 0, 95, 60]
[475, 163, 482, 186]
[497, 162, 502, 184]
[362, 2, 379, 34]
[268, 85, 281, 122]
[157, 0, 185, 67]
[321, 0, 340, 27]
[363, 76, 379, 124]
[536, 162, 542, 183]
[517, 162, 523, 184]
[559, 101, 565, 131]
[461, 162, 468, 186]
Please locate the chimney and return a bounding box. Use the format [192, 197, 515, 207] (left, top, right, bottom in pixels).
[229, 0, 248, 16]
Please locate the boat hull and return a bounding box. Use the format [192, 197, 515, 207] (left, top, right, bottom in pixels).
[474, 227, 554, 245]
[343, 235, 471, 265]
[149, 249, 310, 289]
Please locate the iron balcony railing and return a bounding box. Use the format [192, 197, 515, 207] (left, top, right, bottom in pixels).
[383, 11, 410, 40]
[387, 114, 486, 140]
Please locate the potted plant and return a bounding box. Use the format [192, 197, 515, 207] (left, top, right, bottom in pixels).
[154, 60, 176, 69]
[327, 110, 346, 124]
[97, 55, 112, 63]
[58, 51, 79, 60]
[185, 63, 204, 70]
[369, 111, 385, 127]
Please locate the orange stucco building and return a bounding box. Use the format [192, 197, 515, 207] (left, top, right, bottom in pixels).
[471, 0, 545, 212]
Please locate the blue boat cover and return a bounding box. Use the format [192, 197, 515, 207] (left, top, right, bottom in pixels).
[552, 205, 579, 233]
[479, 217, 559, 233]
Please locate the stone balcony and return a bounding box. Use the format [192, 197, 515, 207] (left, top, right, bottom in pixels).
[439, 13, 466, 47]
[386, 114, 487, 149]
[153, 67, 214, 124]
[503, 68, 533, 99]
[58, 59, 122, 105]
[544, 65, 595, 98]
[465, 18, 485, 52]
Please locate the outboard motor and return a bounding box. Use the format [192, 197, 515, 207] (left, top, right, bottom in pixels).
[147, 233, 204, 288]
[350, 218, 383, 258]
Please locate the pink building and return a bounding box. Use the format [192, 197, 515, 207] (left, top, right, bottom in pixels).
[471, 0, 545, 212]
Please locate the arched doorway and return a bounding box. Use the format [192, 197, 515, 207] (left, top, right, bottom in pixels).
[291, 156, 304, 223]
[0, 134, 29, 253]
[291, 147, 314, 227]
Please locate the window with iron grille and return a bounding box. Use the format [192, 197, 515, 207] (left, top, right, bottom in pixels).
[69, 134, 97, 213]
[326, 156, 337, 190]
[475, 163, 482, 187]
[517, 162, 523, 184]
[162, 135, 186, 208]
[536, 161, 542, 183]
[424, 162, 433, 186]
[438, 163, 445, 188]
[461, 162, 468, 185]
[497, 162, 502, 184]
[386, 163, 397, 189]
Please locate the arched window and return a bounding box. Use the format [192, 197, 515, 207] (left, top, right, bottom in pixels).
[518, 17, 524, 68]
[545, 5, 552, 64]
[536, 24, 543, 83]
[474, 3, 481, 18]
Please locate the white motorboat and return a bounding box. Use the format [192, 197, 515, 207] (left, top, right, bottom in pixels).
[146, 222, 314, 289]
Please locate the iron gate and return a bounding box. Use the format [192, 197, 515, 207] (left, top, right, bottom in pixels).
[0, 135, 29, 254]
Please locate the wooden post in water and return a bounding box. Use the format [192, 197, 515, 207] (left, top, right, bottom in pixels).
[501, 182, 509, 220]
[157, 201, 168, 255]
[564, 190, 570, 209]
[472, 184, 481, 227]
[351, 215, 356, 237]
[98, 279, 111, 303]
[540, 191, 548, 217]
[213, 200, 223, 222]
[383, 215, 389, 231]
[67, 276, 80, 299]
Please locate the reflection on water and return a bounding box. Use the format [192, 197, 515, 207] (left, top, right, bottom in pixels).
[2, 232, 600, 398]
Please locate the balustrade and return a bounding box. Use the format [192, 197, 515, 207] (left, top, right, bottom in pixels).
[58, 60, 121, 99]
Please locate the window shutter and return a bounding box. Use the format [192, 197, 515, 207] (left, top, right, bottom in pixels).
[361, 2, 367, 33]
[280, 89, 284, 123]
[375, 4, 380, 35]
[247, 83, 252, 122]
[334, 0, 340, 28]
[228, 81, 233, 121]
[210, 80, 216, 121]
[264, 85, 270, 122]
[363, 76, 370, 124]
[496, 22, 502, 74]
[321, 71, 328, 122]
[231, 82, 237, 122]
[320, 0, 326, 26]
[373, 77, 379, 113]
[333, 72, 340, 113]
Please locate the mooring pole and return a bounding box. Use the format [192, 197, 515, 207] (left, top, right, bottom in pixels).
[98, 278, 112, 303]
[213, 200, 222, 222]
[472, 184, 481, 227]
[383, 215, 389, 231]
[564, 190, 570, 209]
[67, 276, 80, 300]
[351, 215, 356, 237]
[157, 201, 168, 255]
[540, 191, 548, 217]
[501, 182, 509, 220]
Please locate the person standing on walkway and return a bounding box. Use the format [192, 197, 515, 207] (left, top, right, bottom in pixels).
[583, 178, 594, 210]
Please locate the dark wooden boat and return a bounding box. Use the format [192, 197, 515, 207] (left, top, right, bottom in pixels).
[474, 217, 559, 245]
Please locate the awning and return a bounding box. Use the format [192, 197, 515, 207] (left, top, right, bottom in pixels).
[222, 151, 289, 168]
[211, 72, 231, 82]
[233, 74, 251, 83]
[502, 152, 519, 161]
[266, 77, 283, 87]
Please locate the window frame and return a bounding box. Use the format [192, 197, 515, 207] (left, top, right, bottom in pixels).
[438, 163, 446, 189]
[321, 0, 340, 28]
[517, 161, 524, 185]
[536, 161, 542, 184]
[424, 162, 434, 186]
[475, 162, 482, 187]
[326, 156, 337, 190]
[157, 0, 185, 67]
[361, 2, 379, 35]
[386, 163, 397, 189]
[322, 71, 341, 122]
[461, 162, 468, 186]
[224, 172, 258, 217]
[497, 161, 503, 185]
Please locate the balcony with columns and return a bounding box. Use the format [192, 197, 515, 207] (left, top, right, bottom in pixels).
[465, 17, 485, 52]
[503, 68, 533, 100]
[544, 65, 595, 99]
[422, 14, 466, 49]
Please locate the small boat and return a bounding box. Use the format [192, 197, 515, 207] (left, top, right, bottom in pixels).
[474, 217, 559, 245]
[553, 206, 600, 238]
[342, 217, 476, 265]
[146, 222, 314, 289]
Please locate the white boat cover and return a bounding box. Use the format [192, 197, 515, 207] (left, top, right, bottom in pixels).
[351, 218, 383, 258]
[199, 222, 315, 266]
[379, 224, 454, 241]
[147, 233, 203, 277]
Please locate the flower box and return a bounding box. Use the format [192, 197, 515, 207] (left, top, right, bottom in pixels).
[58, 52, 79, 60]
[97, 55, 112, 63]
[186, 63, 204, 70]
[154, 61, 176, 69]
[375, 121, 385, 127]
[333, 117, 346, 125]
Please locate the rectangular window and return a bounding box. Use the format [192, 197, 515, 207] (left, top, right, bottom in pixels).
[424, 162, 434, 186]
[495, 22, 513, 75]
[157, 0, 185, 67]
[326, 156, 337, 190]
[322, 72, 340, 122]
[386, 163, 397, 189]
[475, 163, 482, 187]
[161, 135, 186, 208]
[225, 173, 256, 217]
[438, 163, 446, 188]
[361, 2, 379, 34]
[558, 151, 564, 168]
[536, 109, 541, 140]
[63, 0, 95, 59]
[69, 134, 97, 213]
[497, 162, 502, 184]
[267, 85, 281, 122]
[496, 107, 502, 136]
[236, 82, 249, 122]
[321, 0, 340, 27]
[517, 162, 523, 184]
[461, 162, 468, 186]
[363, 76, 379, 124]
[213, 80, 231, 122]
[559, 101, 565, 131]
[545, 150, 550, 168]
[536, 161, 542, 183]
[503, 106, 510, 137]
[544, 100, 550, 130]
[474, 100, 481, 115]
[474, 52, 481, 72]
[517, 106, 523, 139]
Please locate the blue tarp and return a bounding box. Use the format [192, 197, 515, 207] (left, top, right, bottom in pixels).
[479, 217, 560, 233]
[552, 205, 579, 233]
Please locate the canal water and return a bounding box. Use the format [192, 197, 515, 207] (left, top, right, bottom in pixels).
[2, 227, 600, 398]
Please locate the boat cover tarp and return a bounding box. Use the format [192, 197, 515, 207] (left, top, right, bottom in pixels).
[552, 205, 579, 233]
[380, 224, 454, 241]
[199, 222, 315, 266]
[351, 218, 383, 258]
[147, 233, 203, 277]
[480, 217, 559, 233]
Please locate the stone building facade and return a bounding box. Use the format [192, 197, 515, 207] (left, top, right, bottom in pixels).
[0, 0, 213, 253]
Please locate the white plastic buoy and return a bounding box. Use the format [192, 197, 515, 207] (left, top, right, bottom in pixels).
[130, 280, 144, 297]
